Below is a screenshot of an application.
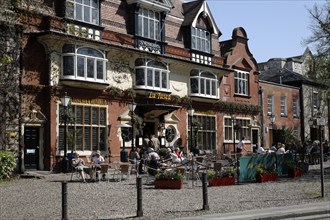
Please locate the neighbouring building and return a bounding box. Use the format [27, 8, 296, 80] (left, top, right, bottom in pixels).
[258, 48, 329, 146]
[259, 80, 301, 148]
[1, 0, 261, 171]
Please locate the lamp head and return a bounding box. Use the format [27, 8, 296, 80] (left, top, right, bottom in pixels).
[188, 107, 194, 116]
[308, 118, 314, 126]
[269, 114, 276, 124]
[128, 102, 137, 112]
[60, 92, 70, 107]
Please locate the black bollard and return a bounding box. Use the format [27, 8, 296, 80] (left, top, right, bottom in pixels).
[136, 176, 143, 217]
[62, 181, 68, 220]
[202, 173, 209, 210]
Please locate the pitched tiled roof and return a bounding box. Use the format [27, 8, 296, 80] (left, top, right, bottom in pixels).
[182, 0, 204, 26]
[259, 68, 322, 87]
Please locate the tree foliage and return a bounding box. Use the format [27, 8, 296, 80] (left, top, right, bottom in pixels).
[305, 1, 330, 98]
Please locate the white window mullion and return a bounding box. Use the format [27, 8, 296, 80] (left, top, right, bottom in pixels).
[84, 56, 87, 80]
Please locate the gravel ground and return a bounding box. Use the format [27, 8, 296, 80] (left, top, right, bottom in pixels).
[1, 162, 329, 220]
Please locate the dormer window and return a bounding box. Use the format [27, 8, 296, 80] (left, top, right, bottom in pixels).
[128, 0, 173, 54]
[191, 17, 211, 53]
[66, 0, 100, 25]
[137, 8, 161, 41]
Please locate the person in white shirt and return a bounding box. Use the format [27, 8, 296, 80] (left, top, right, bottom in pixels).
[237, 136, 248, 154]
[257, 144, 265, 154]
[72, 153, 91, 182]
[147, 148, 160, 161]
[92, 150, 105, 180]
[276, 144, 287, 155]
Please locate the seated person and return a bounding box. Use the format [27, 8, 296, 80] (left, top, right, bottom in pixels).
[257, 144, 265, 154]
[174, 147, 182, 159]
[92, 150, 105, 180]
[72, 153, 91, 182]
[170, 150, 181, 164]
[170, 148, 188, 163]
[148, 154, 160, 176]
[270, 143, 277, 153]
[129, 148, 140, 164]
[147, 148, 160, 161]
[276, 144, 287, 155]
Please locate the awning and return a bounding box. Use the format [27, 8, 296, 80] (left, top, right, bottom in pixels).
[135, 104, 181, 120]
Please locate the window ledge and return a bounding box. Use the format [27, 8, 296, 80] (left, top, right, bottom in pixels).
[190, 94, 219, 100]
[61, 78, 109, 90]
[234, 94, 251, 98]
[65, 18, 105, 31]
[190, 49, 214, 57]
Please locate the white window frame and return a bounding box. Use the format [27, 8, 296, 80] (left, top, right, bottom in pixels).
[267, 95, 274, 115]
[134, 59, 169, 91]
[234, 70, 249, 96]
[190, 70, 218, 99]
[66, 0, 100, 25]
[224, 117, 251, 142]
[189, 114, 216, 151]
[293, 126, 299, 139]
[293, 98, 299, 118]
[62, 44, 107, 83]
[280, 96, 287, 116]
[313, 91, 319, 110]
[58, 104, 107, 153]
[224, 118, 233, 141]
[137, 7, 161, 41]
[191, 27, 210, 53]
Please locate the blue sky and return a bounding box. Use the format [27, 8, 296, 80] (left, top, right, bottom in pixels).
[207, 0, 326, 63]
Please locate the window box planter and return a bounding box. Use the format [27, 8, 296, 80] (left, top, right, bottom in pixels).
[208, 177, 235, 186]
[154, 179, 183, 189]
[288, 168, 302, 178]
[256, 173, 278, 183]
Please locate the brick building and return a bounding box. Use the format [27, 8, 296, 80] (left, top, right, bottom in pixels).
[259, 48, 329, 146]
[4, 0, 260, 171]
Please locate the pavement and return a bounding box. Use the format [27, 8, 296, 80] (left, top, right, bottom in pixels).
[19, 161, 330, 220]
[176, 201, 330, 220]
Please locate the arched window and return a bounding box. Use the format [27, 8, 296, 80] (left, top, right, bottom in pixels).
[62, 44, 107, 83]
[190, 70, 218, 98]
[134, 59, 169, 91]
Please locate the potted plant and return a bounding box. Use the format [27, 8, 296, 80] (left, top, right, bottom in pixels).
[154, 170, 184, 189]
[252, 163, 278, 183]
[207, 168, 236, 186]
[287, 161, 303, 178]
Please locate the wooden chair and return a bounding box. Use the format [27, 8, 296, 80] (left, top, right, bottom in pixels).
[213, 162, 222, 176]
[119, 164, 131, 181]
[97, 164, 110, 182]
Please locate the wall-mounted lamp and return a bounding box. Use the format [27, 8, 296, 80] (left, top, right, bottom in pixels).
[269, 114, 276, 125]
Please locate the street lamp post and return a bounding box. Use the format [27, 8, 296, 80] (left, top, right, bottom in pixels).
[269, 114, 276, 144]
[128, 102, 137, 150]
[308, 114, 325, 198]
[60, 92, 70, 173]
[188, 107, 194, 154]
[231, 115, 237, 154]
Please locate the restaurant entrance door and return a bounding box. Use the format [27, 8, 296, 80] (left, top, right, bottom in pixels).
[24, 127, 39, 170]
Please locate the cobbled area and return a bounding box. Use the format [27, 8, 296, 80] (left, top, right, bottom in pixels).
[0, 162, 329, 220]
